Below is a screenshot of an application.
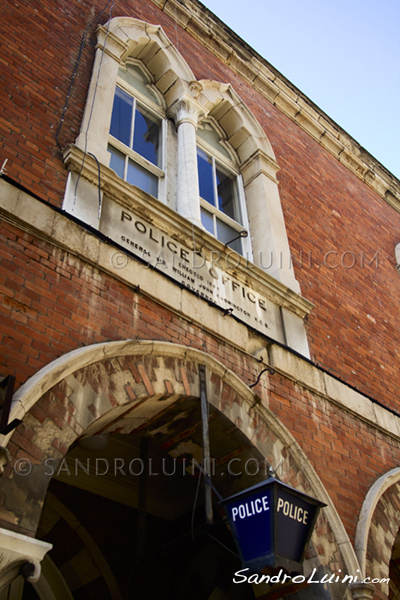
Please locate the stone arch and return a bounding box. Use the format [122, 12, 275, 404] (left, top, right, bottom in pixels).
[355, 468, 400, 598]
[32, 554, 74, 600]
[88, 17, 276, 162]
[2, 340, 359, 587]
[197, 80, 275, 160]
[197, 79, 292, 286]
[395, 242, 400, 273]
[106, 17, 195, 97]
[76, 16, 196, 163]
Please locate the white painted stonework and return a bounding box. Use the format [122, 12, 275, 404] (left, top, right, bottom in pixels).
[60, 15, 313, 356]
[100, 197, 285, 342]
[0, 528, 51, 591]
[168, 93, 207, 227]
[67, 17, 303, 293]
[61, 145, 312, 356]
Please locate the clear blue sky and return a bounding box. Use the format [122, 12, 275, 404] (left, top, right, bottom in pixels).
[201, 0, 400, 180]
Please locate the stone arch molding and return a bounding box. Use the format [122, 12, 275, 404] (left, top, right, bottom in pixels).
[355, 467, 400, 596]
[79, 17, 275, 164]
[2, 340, 359, 584]
[71, 16, 300, 291]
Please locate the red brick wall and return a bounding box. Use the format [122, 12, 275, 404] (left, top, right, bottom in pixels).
[268, 374, 400, 543]
[1, 217, 400, 548]
[1, 0, 400, 538]
[147, 4, 400, 409]
[0, 220, 258, 388]
[1, 0, 399, 413]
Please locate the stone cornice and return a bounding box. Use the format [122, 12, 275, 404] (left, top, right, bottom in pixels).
[96, 26, 128, 61]
[152, 0, 400, 212]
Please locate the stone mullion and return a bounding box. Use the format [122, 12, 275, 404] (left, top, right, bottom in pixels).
[168, 93, 207, 227]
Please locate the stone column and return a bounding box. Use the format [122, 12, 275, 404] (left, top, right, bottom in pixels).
[0, 528, 52, 591]
[240, 148, 301, 294]
[168, 93, 207, 227]
[349, 582, 375, 600]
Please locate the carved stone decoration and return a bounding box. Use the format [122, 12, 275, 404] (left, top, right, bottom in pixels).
[0, 528, 51, 591]
[349, 582, 375, 600]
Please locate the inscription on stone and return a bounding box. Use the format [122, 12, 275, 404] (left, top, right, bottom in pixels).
[100, 199, 284, 342]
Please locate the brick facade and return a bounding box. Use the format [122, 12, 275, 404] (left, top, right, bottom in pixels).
[1, 0, 399, 408]
[1, 0, 399, 598]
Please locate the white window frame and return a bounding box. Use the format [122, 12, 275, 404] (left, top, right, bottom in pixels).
[69, 16, 303, 294]
[63, 16, 310, 355]
[196, 136, 252, 259]
[108, 66, 167, 203]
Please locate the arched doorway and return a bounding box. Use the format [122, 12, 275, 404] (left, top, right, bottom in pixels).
[355, 467, 400, 599]
[1, 341, 359, 599]
[389, 530, 400, 599]
[33, 418, 262, 600]
[7, 400, 269, 599]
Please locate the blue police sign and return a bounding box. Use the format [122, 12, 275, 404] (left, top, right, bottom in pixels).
[222, 477, 326, 573]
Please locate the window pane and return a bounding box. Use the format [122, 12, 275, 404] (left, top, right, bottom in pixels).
[216, 168, 241, 224]
[133, 107, 160, 166]
[197, 148, 215, 205]
[127, 159, 158, 197]
[119, 65, 160, 105]
[108, 145, 125, 178]
[216, 219, 243, 254]
[201, 207, 214, 235]
[110, 87, 133, 147]
[197, 124, 231, 159]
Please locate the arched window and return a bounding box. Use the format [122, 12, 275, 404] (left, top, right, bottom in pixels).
[61, 16, 311, 357]
[196, 122, 250, 256]
[64, 17, 300, 288]
[108, 62, 166, 200]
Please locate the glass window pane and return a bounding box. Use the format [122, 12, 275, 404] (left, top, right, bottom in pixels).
[216, 168, 241, 223]
[216, 219, 243, 254]
[119, 65, 160, 105]
[197, 148, 215, 206]
[200, 207, 214, 235]
[108, 145, 125, 178]
[197, 124, 231, 159]
[133, 107, 160, 166]
[110, 87, 133, 147]
[127, 159, 158, 197]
